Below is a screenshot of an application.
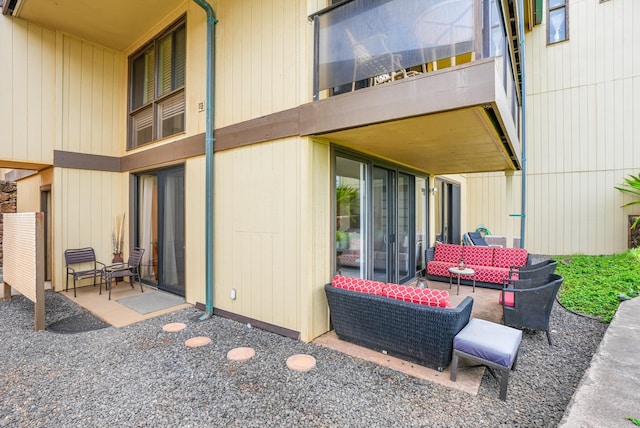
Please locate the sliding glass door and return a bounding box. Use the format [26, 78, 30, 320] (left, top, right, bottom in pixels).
[335, 154, 427, 284]
[136, 165, 185, 296]
[434, 178, 461, 245]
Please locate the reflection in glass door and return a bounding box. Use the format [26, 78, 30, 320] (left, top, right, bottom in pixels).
[335, 157, 367, 277]
[137, 166, 185, 296]
[372, 167, 393, 282]
[335, 154, 428, 284]
[397, 173, 412, 284]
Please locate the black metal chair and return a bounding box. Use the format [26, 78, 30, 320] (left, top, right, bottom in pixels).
[509, 259, 558, 279]
[64, 247, 106, 297]
[501, 273, 563, 345]
[104, 247, 145, 300]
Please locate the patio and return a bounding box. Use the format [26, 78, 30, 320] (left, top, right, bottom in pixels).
[27, 279, 190, 328]
[315, 278, 503, 395]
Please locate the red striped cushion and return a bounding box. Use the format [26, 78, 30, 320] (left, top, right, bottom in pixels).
[383, 284, 450, 308]
[331, 275, 385, 295]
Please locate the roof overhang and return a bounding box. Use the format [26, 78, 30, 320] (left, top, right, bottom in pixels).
[0, 160, 51, 171]
[3, 0, 184, 51]
[300, 58, 521, 175]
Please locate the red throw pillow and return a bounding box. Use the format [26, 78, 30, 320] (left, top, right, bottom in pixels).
[383, 284, 450, 308]
[331, 275, 385, 295]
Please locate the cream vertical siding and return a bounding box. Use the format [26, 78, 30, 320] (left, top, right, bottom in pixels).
[52, 168, 127, 291]
[467, 0, 640, 256]
[60, 34, 125, 156]
[213, 137, 330, 341]
[16, 168, 52, 213]
[16, 174, 43, 213]
[308, 139, 331, 340]
[0, 17, 55, 165]
[215, 0, 313, 127]
[465, 172, 522, 248]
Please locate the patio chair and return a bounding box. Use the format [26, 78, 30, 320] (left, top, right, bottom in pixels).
[508, 259, 557, 280]
[104, 247, 145, 300]
[64, 247, 106, 297]
[462, 231, 489, 246]
[346, 29, 409, 91]
[501, 273, 563, 345]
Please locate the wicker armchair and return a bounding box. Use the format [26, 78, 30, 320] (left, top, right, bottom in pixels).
[501, 274, 563, 345]
[509, 259, 557, 279]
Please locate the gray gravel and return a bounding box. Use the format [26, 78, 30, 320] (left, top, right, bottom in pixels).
[0, 290, 607, 427]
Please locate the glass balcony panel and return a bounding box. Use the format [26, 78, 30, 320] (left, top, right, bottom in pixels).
[316, 0, 477, 92]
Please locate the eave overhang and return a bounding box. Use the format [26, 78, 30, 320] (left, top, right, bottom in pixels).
[3, 0, 184, 51]
[300, 58, 521, 176]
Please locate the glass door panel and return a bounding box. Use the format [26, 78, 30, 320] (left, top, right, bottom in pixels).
[335, 156, 367, 277]
[138, 174, 158, 286]
[159, 167, 185, 295]
[373, 166, 393, 283]
[137, 165, 185, 296]
[397, 173, 412, 283]
[415, 177, 428, 274]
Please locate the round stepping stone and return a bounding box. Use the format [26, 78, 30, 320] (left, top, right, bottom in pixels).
[163, 322, 187, 332]
[185, 336, 211, 348]
[227, 347, 256, 362]
[286, 354, 316, 372]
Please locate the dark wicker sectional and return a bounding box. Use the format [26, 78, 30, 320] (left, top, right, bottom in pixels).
[325, 284, 473, 371]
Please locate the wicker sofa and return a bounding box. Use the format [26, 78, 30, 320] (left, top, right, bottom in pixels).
[325, 275, 473, 371]
[426, 243, 529, 290]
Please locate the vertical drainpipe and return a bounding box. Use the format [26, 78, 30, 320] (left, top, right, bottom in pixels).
[518, 0, 527, 248]
[193, 0, 217, 319]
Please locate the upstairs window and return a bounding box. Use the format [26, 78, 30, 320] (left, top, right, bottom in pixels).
[129, 18, 186, 149]
[547, 0, 568, 44]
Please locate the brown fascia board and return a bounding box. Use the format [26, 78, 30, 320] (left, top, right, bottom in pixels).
[53, 150, 120, 172]
[54, 133, 206, 173]
[214, 107, 300, 151]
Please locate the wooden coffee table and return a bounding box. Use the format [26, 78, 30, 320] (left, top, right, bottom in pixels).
[448, 266, 476, 295]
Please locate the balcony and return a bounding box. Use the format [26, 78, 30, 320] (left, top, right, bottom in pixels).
[307, 0, 523, 174]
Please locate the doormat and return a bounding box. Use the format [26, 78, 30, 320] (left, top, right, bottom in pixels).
[116, 291, 184, 315]
[47, 311, 110, 334]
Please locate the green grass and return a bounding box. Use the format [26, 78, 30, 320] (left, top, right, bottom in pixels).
[553, 248, 640, 323]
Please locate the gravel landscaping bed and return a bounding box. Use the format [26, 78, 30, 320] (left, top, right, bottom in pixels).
[0, 290, 607, 427]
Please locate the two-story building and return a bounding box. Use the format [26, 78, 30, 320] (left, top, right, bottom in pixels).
[4, 0, 609, 342]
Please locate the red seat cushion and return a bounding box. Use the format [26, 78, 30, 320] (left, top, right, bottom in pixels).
[434, 242, 463, 264]
[499, 290, 515, 307]
[331, 275, 385, 295]
[383, 284, 450, 308]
